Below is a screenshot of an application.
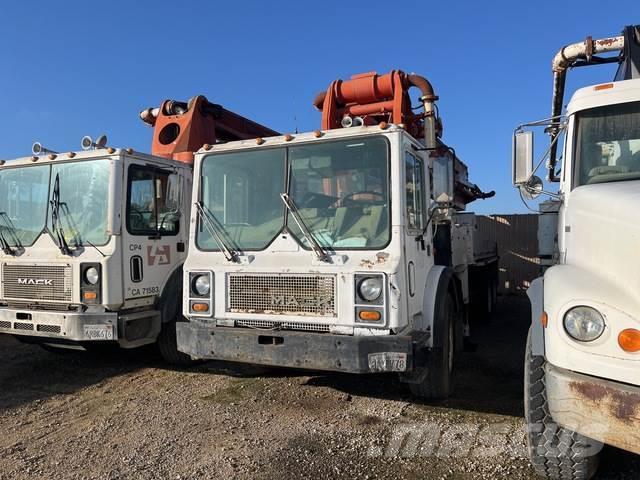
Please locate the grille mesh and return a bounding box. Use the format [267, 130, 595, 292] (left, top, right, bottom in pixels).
[235, 319, 330, 332]
[2, 264, 72, 302]
[13, 322, 34, 331]
[0, 321, 10, 329]
[37, 324, 62, 334]
[227, 274, 336, 317]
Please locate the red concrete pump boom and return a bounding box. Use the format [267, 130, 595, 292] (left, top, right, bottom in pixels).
[313, 70, 494, 208]
[140, 95, 279, 163]
[313, 70, 439, 139]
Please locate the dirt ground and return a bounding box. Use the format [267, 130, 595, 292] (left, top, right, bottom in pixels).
[0, 297, 637, 480]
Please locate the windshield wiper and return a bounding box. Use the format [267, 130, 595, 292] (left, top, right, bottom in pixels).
[194, 201, 238, 263]
[280, 193, 329, 262]
[49, 173, 73, 255]
[0, 212, 21, 255]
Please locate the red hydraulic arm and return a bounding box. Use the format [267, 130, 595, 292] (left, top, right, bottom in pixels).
[313, 70, 494, 208]
[312, 70, 438, 139]
[140, 95, 279, 163]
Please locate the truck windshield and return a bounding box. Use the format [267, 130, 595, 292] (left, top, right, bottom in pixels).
[197, 148, 286, 251]
[196, 136, 390, 252]
[48, 159, 111, 246]
[574, 101, 640, 186]
[0, 159, 110, 248]
[288, 137, 389, 249]
[0, 165, 50, 246]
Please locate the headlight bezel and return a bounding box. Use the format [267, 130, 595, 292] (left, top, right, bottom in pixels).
[563, 305, 606, 343]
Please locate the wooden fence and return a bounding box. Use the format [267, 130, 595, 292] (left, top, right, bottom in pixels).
[477, 214, 539, 295]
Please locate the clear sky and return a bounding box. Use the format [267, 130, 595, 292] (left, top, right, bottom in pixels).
[0, 1, 636, 214]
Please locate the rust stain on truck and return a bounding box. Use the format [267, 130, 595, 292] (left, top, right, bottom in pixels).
[570, 380, 640, 422]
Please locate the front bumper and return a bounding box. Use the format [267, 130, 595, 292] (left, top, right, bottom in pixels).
[546, 364, 640, 455]
[0, 308, 118, 342]
[177, 320, 413, 373]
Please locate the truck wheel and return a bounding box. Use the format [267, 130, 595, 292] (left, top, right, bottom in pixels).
[524, 328, 599, 480]
[409, 292, 455, 399]
[157, 319, 195, 366]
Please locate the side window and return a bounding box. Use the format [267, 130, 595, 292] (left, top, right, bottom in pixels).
[127, 165, 181, 236]
[405, 152, 425, 231]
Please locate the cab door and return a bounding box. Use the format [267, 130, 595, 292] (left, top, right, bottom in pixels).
[122, 159, 187, 306]
[403, 148, 431, 328]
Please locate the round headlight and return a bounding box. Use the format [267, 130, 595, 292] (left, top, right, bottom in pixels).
[563, 306, 605, 342]
[85, 267, 100, 285]
[359, 277, 382, 301]
[193, 275, 210, 296]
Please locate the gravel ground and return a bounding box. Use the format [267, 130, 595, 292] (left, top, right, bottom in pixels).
[0, 297, 637, 480]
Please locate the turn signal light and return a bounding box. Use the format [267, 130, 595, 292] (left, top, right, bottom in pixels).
[618, 329, 640, 352]
[594, 83, 614, 91]
[359, 310, 381, 321]
[192, 303, 209, 313]
[541, 311, 548, 328]
[83, 291, 97, 301]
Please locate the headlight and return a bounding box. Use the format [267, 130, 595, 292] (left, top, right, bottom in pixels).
[359, 277, 382, 301]
[564, 306, 605, 342]
[85, 267, 100, 285]
[193, 275, 210, 296]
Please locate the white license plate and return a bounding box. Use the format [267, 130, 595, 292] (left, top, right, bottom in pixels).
[368, 352, 407, 372]
[83, 324, 114, 341]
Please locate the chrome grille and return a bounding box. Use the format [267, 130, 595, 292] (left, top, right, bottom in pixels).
[227, 274, 336, 317]
[235, 319, 330, 332]
[2, 264, 72, 302]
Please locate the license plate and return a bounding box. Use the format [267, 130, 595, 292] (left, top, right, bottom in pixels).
[83, 324, 114, 341]
[368, 352, 407, 372]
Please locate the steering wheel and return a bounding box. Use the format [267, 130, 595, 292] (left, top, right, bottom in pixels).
[338, 191, 385, 207]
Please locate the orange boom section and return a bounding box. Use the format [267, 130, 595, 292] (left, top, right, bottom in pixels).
[140, 95, 279, 164]
[312, 70, 438, 139]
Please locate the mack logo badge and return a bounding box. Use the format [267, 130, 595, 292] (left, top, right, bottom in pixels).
[270, 295, 332, 308]
[18, 278, 53, 286]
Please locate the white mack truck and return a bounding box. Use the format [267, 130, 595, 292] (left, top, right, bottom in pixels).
[177, 70, 498, 398]
[0, 96, 277, 363]
[513, 26, 640, 479]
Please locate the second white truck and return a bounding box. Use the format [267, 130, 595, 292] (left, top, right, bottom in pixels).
[177, 70, 497, 398]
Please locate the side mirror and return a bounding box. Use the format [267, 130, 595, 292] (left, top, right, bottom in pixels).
[513, 130, 534, 185]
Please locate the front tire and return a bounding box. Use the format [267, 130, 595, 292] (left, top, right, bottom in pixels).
[409, 292, 456, 399]
[157, 319, 195, 366]
[524, 328, 599, 479]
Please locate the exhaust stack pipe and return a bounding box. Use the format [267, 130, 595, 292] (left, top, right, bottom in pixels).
[547, 32, 628, 180]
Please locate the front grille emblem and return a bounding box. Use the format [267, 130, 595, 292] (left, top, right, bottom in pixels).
[17, 278, 53, 286]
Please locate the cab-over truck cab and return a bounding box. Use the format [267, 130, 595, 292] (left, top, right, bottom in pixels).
[178, 70, 497, 399]
[0, 147, 191, 359]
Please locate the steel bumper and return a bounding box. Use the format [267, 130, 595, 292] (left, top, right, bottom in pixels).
[0, 308, 118, 342]
[177, 320, 413, 373]
[546, 364, 640, 455]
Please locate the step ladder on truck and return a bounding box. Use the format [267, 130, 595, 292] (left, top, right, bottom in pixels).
[177, 70, 498, 398]
[512, 25, 640, 479]
[0, 96, 277, 364]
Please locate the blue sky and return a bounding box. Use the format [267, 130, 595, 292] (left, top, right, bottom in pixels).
[0, 1, 636, 213]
